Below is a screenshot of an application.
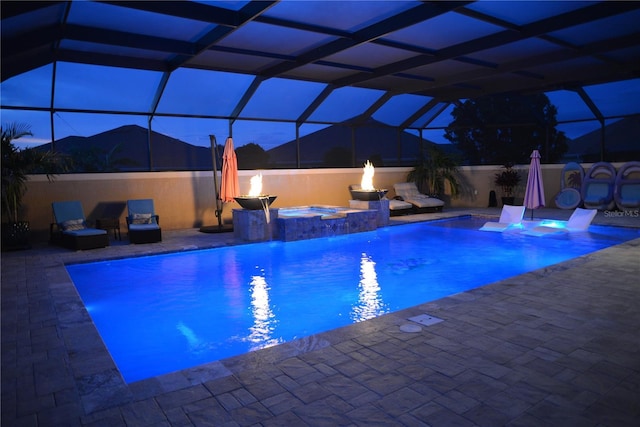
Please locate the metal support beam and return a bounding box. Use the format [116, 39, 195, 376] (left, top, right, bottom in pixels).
[350, 92, 395, 127]
[260, 1, 472, 78]
[296, 85, 335, 125]
[229, 76, 265, 127]
[573, 87, 605, 161]
[334, 2, 639, 89]
[399, 98, 440, 130]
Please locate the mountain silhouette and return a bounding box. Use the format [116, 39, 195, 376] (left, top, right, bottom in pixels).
[37, 120, 460, 172]
[39, 117, 638, 171]
[37, 125, 213, 172]
[563, 116, 640, 162]
[267, 117, 459, 168]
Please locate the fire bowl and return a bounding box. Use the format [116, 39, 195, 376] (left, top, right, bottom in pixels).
[234, 196, 277, 210]
[349, 189, 388, 201]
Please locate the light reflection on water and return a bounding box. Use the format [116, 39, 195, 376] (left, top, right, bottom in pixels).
[247, 275, 281, 350]
[351, 253, 388, 322]
[67, 217, 639, 382]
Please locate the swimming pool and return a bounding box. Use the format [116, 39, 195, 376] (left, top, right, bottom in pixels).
[66, 217, 639, 383]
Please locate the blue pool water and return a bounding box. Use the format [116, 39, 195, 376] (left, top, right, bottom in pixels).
[67, 217, 638, 383]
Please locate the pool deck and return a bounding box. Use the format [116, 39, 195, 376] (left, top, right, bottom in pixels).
[2, 208, 639, 426]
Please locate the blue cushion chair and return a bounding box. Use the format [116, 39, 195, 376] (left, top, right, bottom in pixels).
[554, 162, 584, 209]
[51, 201, 109, 250]
[126, 199, 162, 244]
[614, 161, 640, 211]
[581, 162, 616, 210]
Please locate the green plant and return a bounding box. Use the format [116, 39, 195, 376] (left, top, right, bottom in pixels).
[1, 123, 66, 223]
[407, 145, 461, 197]
[494, 163, 521, 197]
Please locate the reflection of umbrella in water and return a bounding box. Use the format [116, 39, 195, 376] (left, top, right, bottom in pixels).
[200, 135, 236, 233]
[524, 149, 545, 220]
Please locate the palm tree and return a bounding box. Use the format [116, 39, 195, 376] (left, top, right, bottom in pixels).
[407, 145, 461, 198]
[2, 123, 67, 223]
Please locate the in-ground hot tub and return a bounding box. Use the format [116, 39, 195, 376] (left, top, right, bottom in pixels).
[277, 206, 357, 219]
[276, 205, 378, 241]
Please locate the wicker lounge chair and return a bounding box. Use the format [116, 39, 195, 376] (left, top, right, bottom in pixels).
[51, 201, 109, 250]
[126, 199, 162, 244]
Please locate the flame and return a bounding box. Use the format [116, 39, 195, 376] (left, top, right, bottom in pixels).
[361, 161, 375, 191]
[248, 173, 263, 196]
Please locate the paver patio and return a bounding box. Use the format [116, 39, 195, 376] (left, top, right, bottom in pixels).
[2, 209, 639, 426]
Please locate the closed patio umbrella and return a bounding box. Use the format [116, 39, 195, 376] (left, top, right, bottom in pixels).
[524, 149, 545, 219]
[220, 137, 239, 203]
[200, 135, 236, 233]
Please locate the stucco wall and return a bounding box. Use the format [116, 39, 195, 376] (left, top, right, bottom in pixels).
[22, 163, 608, 242]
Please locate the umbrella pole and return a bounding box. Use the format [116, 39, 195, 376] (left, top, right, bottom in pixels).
[210, 135, 223, 229]
[200, 135, 234, 233]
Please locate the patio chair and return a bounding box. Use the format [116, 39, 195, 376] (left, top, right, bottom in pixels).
[393, 182, 445, 213]
[126, 199, 162, 244]
[349, 184, 413, 216]
[479, 204, 525, 232]
[581, 162, 616, 210]
[614, 161, 640, 211]
[51, 201, 110, 250]
[554, 162, 584, 209]
[523, 207, 597, 236]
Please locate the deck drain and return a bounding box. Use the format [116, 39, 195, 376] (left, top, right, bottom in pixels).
[408, 313, 444, 326]
[400, 323, 422, 333]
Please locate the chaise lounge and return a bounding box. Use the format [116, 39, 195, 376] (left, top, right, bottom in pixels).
[349, 184, 413, 216]
[393, 182, 445, 213]
[479, 204, 526, 232]
[51, 201, 110, 250]
[126, 199, 162, 244]
[523, 207, 598, 236]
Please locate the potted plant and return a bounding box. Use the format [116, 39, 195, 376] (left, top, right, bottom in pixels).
[494, 163, 521, 205]
[407, 145, 461, 199]
[1, 123, 66, 250]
